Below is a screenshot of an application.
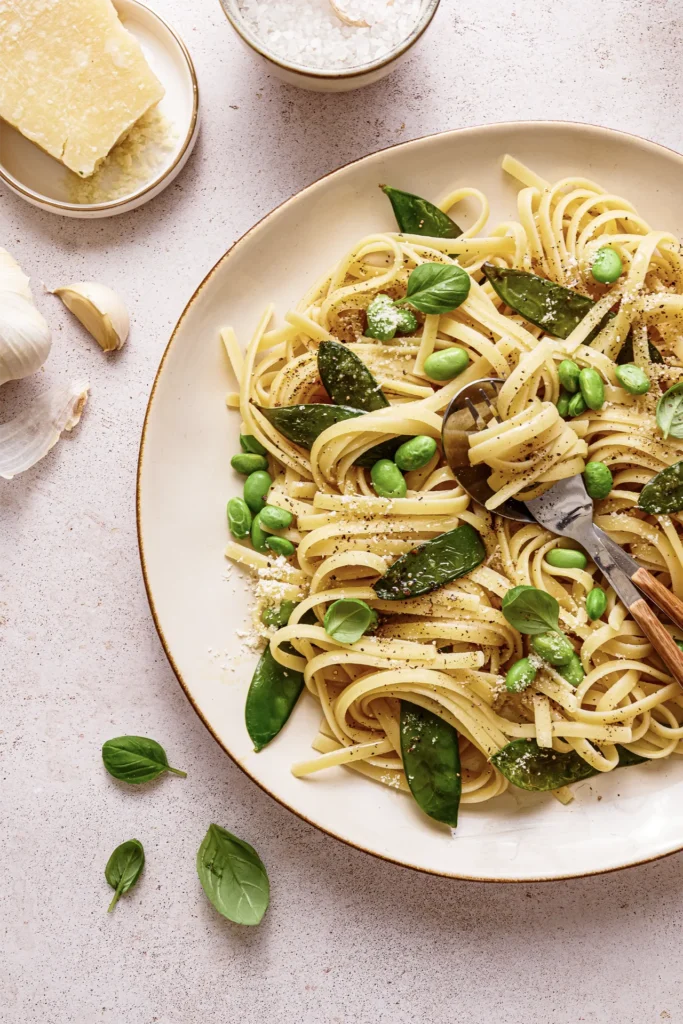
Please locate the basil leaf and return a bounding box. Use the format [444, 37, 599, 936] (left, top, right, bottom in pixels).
[374, 523, 485, 600]
[196, 824, 270, 926]
[638, 461, 683, 514]
[102, 736, 186, 784]
[501, 586, 560, 635]
[491, 739, 647, 792]
[396, 263, 471, 315]
[245, 643, 304, 752]
[400, 701, 461, 827]
[105, 839, 145, 913]
[318, 340, 388, 411]
[381, 185, 463, 238]
[323, 598, 377, 643]
[656, 382, 683, 439]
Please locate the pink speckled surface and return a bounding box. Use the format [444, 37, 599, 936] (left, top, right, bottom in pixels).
[2, 1, 683, 1021]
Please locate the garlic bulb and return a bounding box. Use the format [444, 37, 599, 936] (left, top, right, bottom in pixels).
[0, 248, 52, 386]
[53, 282, 129, 352]
[0, 379, 89, 479]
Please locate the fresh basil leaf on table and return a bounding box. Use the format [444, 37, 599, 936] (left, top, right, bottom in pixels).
[400, 701, 461, 828]
[491, 739, 647, 792]
[102, 735, 186, 784]
[638, 461, 683, 514]
[318, 339, 389, 411]
[373, 523, 486, 600]
[381, 185, 463, 238]
[104, 838, 145, 913]
[656, 381, 683, 439]
[501, 585, 561, 635]
[197, 824, 270, 926]
[323, 598, 377, 643]
[395, 263, 471, 315]
[245, 643, 305, 752]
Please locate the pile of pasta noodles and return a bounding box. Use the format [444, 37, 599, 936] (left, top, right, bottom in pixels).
[224, 155, 683, 809]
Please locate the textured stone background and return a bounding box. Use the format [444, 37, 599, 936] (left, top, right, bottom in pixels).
[2, 1, 683, 1021]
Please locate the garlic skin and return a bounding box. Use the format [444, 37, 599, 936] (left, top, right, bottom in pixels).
[0, 248, 52, 386]
[0, 379, 89, 480]
[53, 282, 129, 352]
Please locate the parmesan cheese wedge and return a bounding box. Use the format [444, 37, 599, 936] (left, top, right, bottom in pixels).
[0, 0, 165, 177]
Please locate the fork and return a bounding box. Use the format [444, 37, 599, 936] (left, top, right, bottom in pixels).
[442, 377, 683, 686]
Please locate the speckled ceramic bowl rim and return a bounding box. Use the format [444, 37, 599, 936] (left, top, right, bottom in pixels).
[138, 120, 683, 882]
[218, 0, 441, 80]
[0, 0, 200, 215]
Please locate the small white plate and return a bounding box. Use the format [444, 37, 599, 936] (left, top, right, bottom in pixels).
[0, 0, 199, 218]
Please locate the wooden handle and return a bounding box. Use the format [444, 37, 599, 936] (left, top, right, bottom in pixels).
[632, 567, 683, 632]
[628, 597, 683, 688]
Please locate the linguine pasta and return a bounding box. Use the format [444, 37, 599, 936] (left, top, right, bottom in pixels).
[223, 156, 683, 822]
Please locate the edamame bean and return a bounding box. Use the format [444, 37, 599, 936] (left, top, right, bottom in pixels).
[262, 600, 299, 628]
[531, 630, 575, 666]
[567, 392, 587, 417]
[244, 470, 272, 513]
[578, 367, 605, 410]
[240, 434, 268, 456]
[250, 512, 269, 553]
[558, 359, 581, 394]
[370, 459, 407, 499]
[586, 586, 607, 620]
[266, 536, 296, 558]
[423, 346, 470, 381]
[615, 363, 650, 395]
[231, 453, 268, 475]
[556, 389, 571, 418]
[394, 435, 438, 472]
[396, 309, 418, 334]
[545, 548, 587, 570]
[259, 504, 293, 530]
[676, 640, 683, 653]
[226, 497, 252, 539]
[505, 657, 537, 693]
[591, 246, 623, 284]
[558, 653, 585, 687]
[583, 460, 613, 500]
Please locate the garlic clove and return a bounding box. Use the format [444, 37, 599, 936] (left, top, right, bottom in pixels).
[0, 292, 52, 387]
[53, 282, 129, 352]
[0, 248, 32, 300]
[0, 379, 89, 480]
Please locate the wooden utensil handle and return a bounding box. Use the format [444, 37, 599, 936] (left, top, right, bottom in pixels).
[632, 567, 683, 632]
[628, 597, 683, 688]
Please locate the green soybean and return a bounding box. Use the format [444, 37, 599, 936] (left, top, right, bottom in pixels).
[583, 461, 613, 500]
[567, 392, 587, 417]
[250, 512, 269, 553]
[531, 631, 575, 667]
[240, 434, 268, 456]
[423, 347, 470, 382]
[557, 653, 585, 687]
[591, 246, 623, 284]
[396, 308, 418, 334]
[244, 470, 272, 514]
[615, 363, 650, 395]
[227, 497, 252, 539]
[558, 359, 581, 394]
[505, 657, 537, 693]
[266, 536, 295, 558]
[262, 600, 298, 628]
[259, 504, 293, 530]
[586, 587, 607, 621]
[579, 367, 605, 410]
[394, 435, 437, 472]
[231, 453, 268, 475]
[556, 389, 571, 418]
[545, 548, 587, 570]
[370, 459, 407, 499]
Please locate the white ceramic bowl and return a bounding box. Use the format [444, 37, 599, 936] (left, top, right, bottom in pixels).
[138, 122, 683, 881]
[218, 0, 441, 92]
[0, 0, 199, 218]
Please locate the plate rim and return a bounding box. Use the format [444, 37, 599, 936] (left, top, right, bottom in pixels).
[137, 119, 683, 882]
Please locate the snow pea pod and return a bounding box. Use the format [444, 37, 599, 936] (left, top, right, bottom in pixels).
[381, 185, 463, 238]
[639, 461, 683, 514]
[491, 738, 647, 792]
[400, 701, 461, 828]
[245, 643, 305, 752]
[373, 523, 486, 600]
[616, 333, 663, 365]
[318, 340, 388, 411]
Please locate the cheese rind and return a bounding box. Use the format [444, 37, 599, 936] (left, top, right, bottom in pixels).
[0, 0, 165, 177]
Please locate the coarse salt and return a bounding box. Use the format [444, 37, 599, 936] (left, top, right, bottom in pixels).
[236, 0, 424, 70]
